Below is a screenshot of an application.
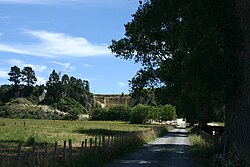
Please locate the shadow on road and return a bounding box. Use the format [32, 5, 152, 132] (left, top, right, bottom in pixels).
[108, 129, 201, 167]
[109, 144, 199, 167]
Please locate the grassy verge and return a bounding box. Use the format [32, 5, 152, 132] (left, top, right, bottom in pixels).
[69, 125, 170, 167]
[188, 126, 220, 166]
[189, 134, 217, 166]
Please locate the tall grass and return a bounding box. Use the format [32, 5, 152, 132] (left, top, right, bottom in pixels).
[189, 134, 217, 166]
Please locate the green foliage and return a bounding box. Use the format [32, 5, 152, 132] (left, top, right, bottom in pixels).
[106, 105, 130, 121]
[21, 66, 37, 87]
[131, 88, 157, 106]
[0, 98, 64, 120]
[130, 104, 150, 124]
[45, 70, 62, 104]
[90, 104, 176, 124]
[57, 97, 87, 119]
[90, 105, 130, 121]
[8, 66, 21, 87]
[109, 0, 243, 126]
[8, 98, 33, 105]
[146, 104, 176, 123]
[189, 134, 216, 165]
[90, 108, 108, 121]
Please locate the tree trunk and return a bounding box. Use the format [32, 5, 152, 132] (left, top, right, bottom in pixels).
[199, 104, 208, 127]
[224, 0, 250, 162]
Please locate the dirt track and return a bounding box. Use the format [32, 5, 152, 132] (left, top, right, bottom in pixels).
[107, 127, 202, 167]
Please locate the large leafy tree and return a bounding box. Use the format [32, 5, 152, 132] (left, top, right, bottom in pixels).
[21, 67, 37, 87]
[8, 66, 21, 87]
[110, 0, 250, 159]
[110, 0, 243, 126]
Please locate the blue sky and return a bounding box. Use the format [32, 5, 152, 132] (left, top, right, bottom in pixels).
[0, 0, 141, 94]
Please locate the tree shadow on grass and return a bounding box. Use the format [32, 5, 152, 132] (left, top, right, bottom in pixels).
[73, 128, 132, 136]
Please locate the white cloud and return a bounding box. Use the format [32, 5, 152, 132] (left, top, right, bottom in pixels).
[7, 58, 47, 72]
[0, 30, 110, 58]
[36, 76, 47, 85]
[118, 82, 126, 87]
[0, 70, 8, 78]
[81, 63, 91, 68]
[50, 61, 75, 72]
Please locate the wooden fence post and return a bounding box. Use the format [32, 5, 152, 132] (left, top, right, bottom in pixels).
[98, 136, 101, 148]
[17, 144, 21, 162]
[102, 136, 105, 147]
[80, 141, 84, 156]
[85, 139, 87, 148]
[69, 139, 72, 160]
[107, 136, 110, 146]
[95, 137, 97, 147]
[63, 140, 67, 161]
[54, 141, 58, 156]
[44, 143, 48, 155]
[32, 143, 36, 165]
[90, 138, 93, 148]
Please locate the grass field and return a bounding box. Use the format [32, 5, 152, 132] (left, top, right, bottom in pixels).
[0, 118, 172, 166]
[0, 118, 158, 145]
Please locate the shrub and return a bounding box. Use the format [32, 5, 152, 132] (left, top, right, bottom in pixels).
[161, 104, 176, 121]
[8, 98, 33, 105]
[130, 104, 150, 124]
[90, 108, 108, 121]
[57, 97, 87, 119]
[106, 105, 130, 121]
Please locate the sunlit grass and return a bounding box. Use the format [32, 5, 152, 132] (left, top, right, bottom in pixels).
[0, 118, 159, 145]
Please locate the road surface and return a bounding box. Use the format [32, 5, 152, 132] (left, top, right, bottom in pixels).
[107, 127, 201, 167]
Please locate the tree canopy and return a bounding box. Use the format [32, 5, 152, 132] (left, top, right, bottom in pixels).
[110, 0, 243, 126]
[8, 66, 21, 87]
[21, 66, 37, 87]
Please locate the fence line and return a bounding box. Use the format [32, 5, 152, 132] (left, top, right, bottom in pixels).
[0, 129, 157, 167]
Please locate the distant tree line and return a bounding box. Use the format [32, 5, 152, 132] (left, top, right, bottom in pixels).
[0, 66, 92, 120]
[90, 104, 176, 124]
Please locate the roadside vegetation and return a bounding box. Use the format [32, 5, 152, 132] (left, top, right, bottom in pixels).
[188, 133, 217, 166]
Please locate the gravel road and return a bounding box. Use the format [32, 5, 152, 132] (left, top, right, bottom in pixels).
[107, 127, 202, 167]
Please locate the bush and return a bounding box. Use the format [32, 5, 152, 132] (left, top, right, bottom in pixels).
[90, 108, 108, 121]
[130, 104, 150, 124]
[8, 98, 33, 105]
[57, 97, 87, 119]
[106, 105, 130, 121]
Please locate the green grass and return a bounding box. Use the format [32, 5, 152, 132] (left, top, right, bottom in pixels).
[0, 117, 170, 167]
[189, 133, 217, 166]
[0, 118, 160, 145]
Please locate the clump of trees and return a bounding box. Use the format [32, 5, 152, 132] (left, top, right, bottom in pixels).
[90, 104, 176, 124]
[0, 66, 93, 120]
